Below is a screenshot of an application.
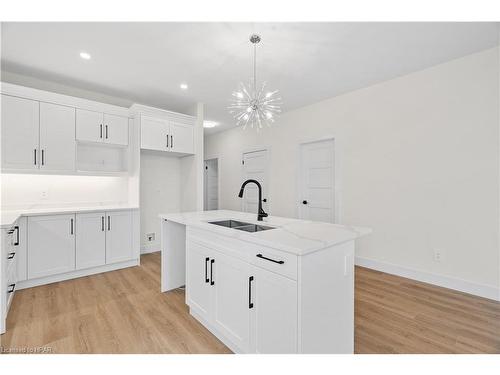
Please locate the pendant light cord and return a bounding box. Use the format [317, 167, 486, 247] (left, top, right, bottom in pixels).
[253, 43, 257, 97]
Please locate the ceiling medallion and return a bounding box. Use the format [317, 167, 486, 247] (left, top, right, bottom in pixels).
[228, 34, 282, 130]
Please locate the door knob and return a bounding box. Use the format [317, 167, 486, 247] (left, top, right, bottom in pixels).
[262, 198, 267, 203]
[302, 200, 308, 205]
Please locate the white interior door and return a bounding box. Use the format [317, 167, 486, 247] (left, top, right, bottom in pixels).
[241, 150, 269, 213]
[39, 102, 76, 171]
[204, 159, 219, 211]
[299, 139, 335, 223]
[1, 94, 40, 170]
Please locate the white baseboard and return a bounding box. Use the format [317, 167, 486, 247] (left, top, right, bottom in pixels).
[355, 256, 500, 302]
[141, 243, 160, 254]
[17, 259, 139, 290]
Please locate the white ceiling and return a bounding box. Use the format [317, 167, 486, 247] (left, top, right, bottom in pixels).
[1, 22, 498, 134]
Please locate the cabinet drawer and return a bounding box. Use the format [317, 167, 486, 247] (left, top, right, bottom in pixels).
[248, 245, 297, 280]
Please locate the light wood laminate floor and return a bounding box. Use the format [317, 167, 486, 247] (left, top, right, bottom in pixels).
[1, 253, 499, 353]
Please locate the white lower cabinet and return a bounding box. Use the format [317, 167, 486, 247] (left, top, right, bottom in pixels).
[250, 265, 297, 353]
[28, 214, 76, 279]
[186, 237, 298, 354]
[105, 210, 133, 264]
[76, 212, 106, 269]
[212, 250, 252, 353]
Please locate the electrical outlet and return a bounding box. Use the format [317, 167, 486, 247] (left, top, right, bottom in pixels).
[433, 249, 444, 263]
[146, 233, 156, 242]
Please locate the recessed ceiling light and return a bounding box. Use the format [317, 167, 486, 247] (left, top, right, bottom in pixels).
[180, 83, 188, 90]
[203, 121, 219, 128]
[79, 52, 91, 60]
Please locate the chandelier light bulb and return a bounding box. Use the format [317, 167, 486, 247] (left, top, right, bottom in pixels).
[228, 34, 282, 131]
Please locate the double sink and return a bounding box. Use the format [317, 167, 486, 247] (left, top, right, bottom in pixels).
[209, 219, 275, 233]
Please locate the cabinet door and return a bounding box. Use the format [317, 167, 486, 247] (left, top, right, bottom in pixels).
[14, 216, 28, 282]
[39, 102, 76, 171]
[76, 109, 104, 143]
[140, 115, 170, 151]
[250, 267, 298, 353]
[186, 241, 213, 322]
[169, 121, 194, 154]
[28, 214, 76, 279]
[212, 251, 251, 352]
[76, 212, 106, 269]
[105, 210, 133, 264]
[103, 114, 128, 146]
[1, 95, 40, 170]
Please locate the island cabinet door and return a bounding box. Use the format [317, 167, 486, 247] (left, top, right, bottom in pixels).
[186, 241, 214, 322]
[249, 266, 298, 353]
[212, 250, 251, 353]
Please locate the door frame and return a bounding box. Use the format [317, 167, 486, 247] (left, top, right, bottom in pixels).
[296, 136, 340, 223]
[240, 146, 271, 214]
[204, 157, 219, 211]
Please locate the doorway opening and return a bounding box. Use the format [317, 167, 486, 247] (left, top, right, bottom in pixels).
[204, 158, 219, 211]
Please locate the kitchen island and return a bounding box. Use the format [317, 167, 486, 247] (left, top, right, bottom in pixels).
[159, 210, 370, 354]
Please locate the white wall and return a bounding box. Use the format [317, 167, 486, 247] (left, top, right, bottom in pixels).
[140, 151, 181, 253]
[1, 174, 129, 208]
[205, 47, 500, 298]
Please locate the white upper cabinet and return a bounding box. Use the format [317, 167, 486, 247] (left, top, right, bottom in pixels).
[76, 109, 103, 143]
[140, 115, 170, 152]
[140, 114, 194, 155]
[39, 102, 76, 172]
[103, 113, 128, 146]
[76, 109, 128, 146]
[170, 121, 194, 154]
[1, 95, 40, 170]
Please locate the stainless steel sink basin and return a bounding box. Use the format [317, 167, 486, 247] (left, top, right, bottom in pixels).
[209, 220, 275, 232]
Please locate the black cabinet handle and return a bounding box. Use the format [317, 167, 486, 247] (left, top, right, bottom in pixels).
[210, 259, 215, 285]
[302, 200, 308, 205]
[256, 253, 284, 264]
[171, 135, 173, 149]
[249, 276, 254, 309]
[166, 134, 169, 148]
[41, 149, 45, 166]
[101, 216, 105, 231]
[7, 284, 15, 293]
[70, 218, 74, 235]
[105, 125, 108, 139]
[14, 225, 19, 246]
[205, 257, 210, 283]
[100, 124, 103, 138]
[107, 216, 111, 231]
[34, 149, 37, 165]
[7, 252, 15, 260]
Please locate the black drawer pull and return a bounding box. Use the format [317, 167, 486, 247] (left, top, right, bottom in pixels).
[205, 257, 210, 283]
[210, 259, 215, 285]
[14, 225, 20, 246]
[256, 253, 284, 264]
[249, 276, 254, 309]
[7, 252, 15, 260]
[7, 284, 15, 293]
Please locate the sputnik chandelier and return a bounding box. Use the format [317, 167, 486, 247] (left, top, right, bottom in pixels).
[228, 34, 282, 130]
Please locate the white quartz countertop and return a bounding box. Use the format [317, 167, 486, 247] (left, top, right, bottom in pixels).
[159, 210, 371, 255]
[1, 203, 138, 228]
